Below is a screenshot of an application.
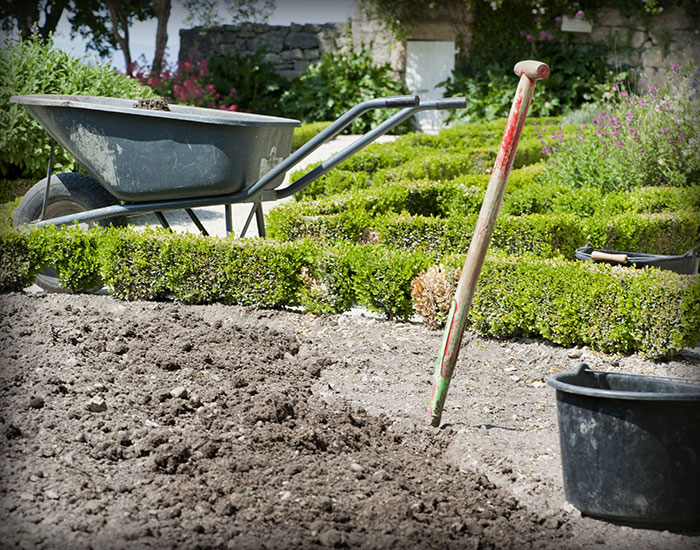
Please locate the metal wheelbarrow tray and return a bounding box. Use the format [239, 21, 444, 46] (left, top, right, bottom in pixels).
[575, 242, 700, 275]
[15, 94, 300, 202]
[11, 93, 466, 236]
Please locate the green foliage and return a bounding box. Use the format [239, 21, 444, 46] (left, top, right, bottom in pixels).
[99, 227, 177, 301]
[299, 243, 357, 315]
[0, 33, 155, 179]
[349, 244, 433, 321]
[538, 64, 700, 192]
[434, 0, 621, 124]
[99, 228, 313, 307]
[292, 121, 333, 150]
[291, 125, 550, 201]
[208, 50, 288, 115]
[414, 254, 700, 358]
[0, 178, 34, 204]
[281, 44, 410, 134]
[0, 229, 40, 292]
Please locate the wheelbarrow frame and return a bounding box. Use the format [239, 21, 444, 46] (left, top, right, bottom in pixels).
[12, 94, 467, 238]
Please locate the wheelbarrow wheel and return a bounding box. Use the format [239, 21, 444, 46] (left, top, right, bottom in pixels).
[13, 172, 126, 293]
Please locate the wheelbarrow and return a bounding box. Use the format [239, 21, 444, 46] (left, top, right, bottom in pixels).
[11, 93, 466, 290]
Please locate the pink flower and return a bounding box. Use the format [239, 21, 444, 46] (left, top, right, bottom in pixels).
[575, 10, 584, 19]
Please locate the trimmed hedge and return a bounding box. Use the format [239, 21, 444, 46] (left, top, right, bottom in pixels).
[0, 230, 40, 292]
[292, 121, 332, 150]
[1, 226, 697, 357]
[412, 255, 700, 359]
[98, 227, 313, 307]
[268, 208, 699, 258]
[293, 138, 545, 200]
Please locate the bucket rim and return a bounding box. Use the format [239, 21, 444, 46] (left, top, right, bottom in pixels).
[547, 363, 700, 402]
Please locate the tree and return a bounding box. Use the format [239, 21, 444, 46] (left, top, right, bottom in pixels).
[151, 0, 170, 76]
[0, 0, 69, 40]
[68, 0, 152, 76]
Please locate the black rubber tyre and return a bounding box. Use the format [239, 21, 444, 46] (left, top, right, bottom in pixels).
[13, 172, 127, 293]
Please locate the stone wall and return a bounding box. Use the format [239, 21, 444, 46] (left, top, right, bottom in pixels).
[178, 4, 699, 86]
[574, 6, 700, 87]
[179, 22, 351, 79]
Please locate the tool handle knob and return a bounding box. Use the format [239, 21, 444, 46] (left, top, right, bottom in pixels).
[514, 60, 550, 80]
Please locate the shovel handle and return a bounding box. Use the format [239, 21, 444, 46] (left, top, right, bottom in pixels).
[591, 251, 628, 264]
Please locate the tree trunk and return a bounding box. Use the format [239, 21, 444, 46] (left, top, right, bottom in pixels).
[16, 0, 68, 40]
[106, 0, 132, 74]
[151, 0, 171, 76]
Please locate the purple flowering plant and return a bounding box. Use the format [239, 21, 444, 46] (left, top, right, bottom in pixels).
[536, 64, 700, 192]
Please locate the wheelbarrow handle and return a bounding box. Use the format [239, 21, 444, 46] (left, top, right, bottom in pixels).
[276, 97, 468, 199]
[384, 95, 420, 108]
[434, 98, 467, 110]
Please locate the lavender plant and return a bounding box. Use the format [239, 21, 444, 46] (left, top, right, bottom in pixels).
[537, 63, 700, 192]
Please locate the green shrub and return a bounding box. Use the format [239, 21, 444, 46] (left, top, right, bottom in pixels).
[100, 228, 313, 307]
[292, 121, 333, 150]
[413, 255, 700, 358]
[538, 64, 700, 192]
[0, 33, 155, 179]
[209, 50, 288, 115]
[350, 244, 433, 321]
[268, 204, 699, 259]
[0, 229, 40, 292]
[24, 224, 103, 292]
[281, 43, 410, 134]
[99, 227, 171, 301]
[299, 243, 357, 315]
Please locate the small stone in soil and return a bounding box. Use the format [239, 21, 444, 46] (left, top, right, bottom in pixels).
[28, 396, 45, 409]
[170, 386, 188, 399]
[85, 396, 107, 412]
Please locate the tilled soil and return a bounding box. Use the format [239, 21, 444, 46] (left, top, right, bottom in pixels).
[0, 292, 698, 549]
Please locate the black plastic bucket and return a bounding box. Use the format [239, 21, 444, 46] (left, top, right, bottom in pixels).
[547, 363, 700, 528]
[575, 242, 700, 275]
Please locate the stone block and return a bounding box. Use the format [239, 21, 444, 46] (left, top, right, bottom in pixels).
[285, 32, 320, 49]
[279, 69, 302, 79]
[641, 46, 665, 69]
[294, 59, 311, 72]
[304, 48, 320, 60]
[281, 48, 304, 61]
[250, 32, 285, 53]
[262, 52, 281, 65]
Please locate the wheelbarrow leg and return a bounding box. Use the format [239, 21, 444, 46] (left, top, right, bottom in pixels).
[185, 208, 209, 236]
[225, 204, 233, 237]
[255, 202, 266, 238]
[240, 201, 265, 238]
[40, 136, 56, 221]
[154, 211, 171, 231]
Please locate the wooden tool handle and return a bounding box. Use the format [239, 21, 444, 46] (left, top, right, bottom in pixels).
[514, 60, 550, 81]
[591, 251, 628, 264]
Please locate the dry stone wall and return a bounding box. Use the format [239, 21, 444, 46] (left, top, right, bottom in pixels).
[580, 6, 700, 87]
[179, 22, 351, 79]
[178, 5, 699, 86]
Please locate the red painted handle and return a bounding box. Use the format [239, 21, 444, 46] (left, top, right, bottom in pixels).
[514, 60, 550, 81]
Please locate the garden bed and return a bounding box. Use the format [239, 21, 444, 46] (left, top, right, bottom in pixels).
[1, 292, 698, 549]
